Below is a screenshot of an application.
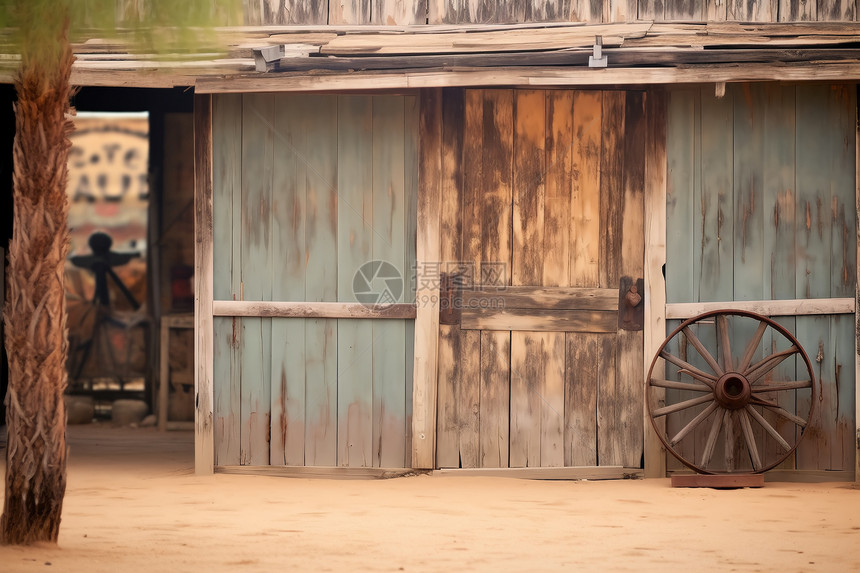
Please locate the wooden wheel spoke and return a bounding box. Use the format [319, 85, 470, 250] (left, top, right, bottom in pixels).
[670, 402, 718, 446]
[678, 369, 716, 388]
[652, 394, 714, 418]
[699, 407, 726, 467]
[650, 379, 712, 392]
[745, 405, 792, 452]
[745, 346, 799, 384]
[752, 380, 812, 393]
[738, 320, 768, 372]
[716, 314, 734, 371]
[682, 326, 725, 376]
[738, 410, 762, 471]
[660, 351, 717, 383]
[749, 397, 808, 428]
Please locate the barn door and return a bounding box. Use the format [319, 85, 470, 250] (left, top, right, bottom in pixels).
[435, 89, 646, 469]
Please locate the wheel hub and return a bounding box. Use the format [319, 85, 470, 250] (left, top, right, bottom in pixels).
[714, 372, 751, 410]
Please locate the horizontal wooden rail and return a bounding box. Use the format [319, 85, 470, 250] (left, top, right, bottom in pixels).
[665, 298, 855, 320]
[212, 300, 417, 319]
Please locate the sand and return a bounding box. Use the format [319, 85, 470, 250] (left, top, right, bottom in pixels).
[0, 424, 858, 572]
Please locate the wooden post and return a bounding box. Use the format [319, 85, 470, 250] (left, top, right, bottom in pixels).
[411, 88, 443, 469]
[644, 89, 668, 479]
[855, 84, 860, 484]
[194, 93, 215, 475]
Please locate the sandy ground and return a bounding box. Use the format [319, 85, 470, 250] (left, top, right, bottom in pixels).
[0, 425, 858, 572]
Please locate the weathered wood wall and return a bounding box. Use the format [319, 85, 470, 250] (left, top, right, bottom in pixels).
[237, 0, 860, 24]
[665, 83, 857, 473]
[212, 93, 418, 468]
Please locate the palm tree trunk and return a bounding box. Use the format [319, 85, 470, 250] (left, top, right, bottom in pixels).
[1, 27, 74, 545]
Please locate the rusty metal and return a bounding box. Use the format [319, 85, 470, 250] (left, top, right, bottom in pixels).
[618, 276, 644, 331]
[646, 309, 817, 475]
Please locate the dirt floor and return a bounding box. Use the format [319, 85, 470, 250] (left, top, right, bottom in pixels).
[0, 424, 858, 572]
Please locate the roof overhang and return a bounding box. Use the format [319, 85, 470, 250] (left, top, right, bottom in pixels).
[3, 21, 860, 91]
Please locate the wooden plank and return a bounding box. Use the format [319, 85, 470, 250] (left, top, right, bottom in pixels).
[598, 91, 625, 291]
[240, 93, 275, 466]
[214, 300, 416, 318]
[216, 465, 422, 479]
[193, 93, 215, 474]
[372, 0, 427, 24]
[637, 0, 665, 21]
[795, 85, 834, 471]
[462, 308, 619, 332]
[371, 96, 408, 469]
[404, 94, 419, 469]
[329, 0, 372, 24]
[461, 286, 618, 310]
[565, 333, 599, 466]
[569, 0, 609, 23]
[597, 333, 620, 466]
[707, 0, 727, 21]
[479, 89, 513, 469]
[435, 88, 465, 469]
[761, 84, 797, 471]
[195, 64, 860, 96]
[597, 90, 625, 469]
[616, 90, 646, 469]
[570, 91, 602, 289]
[458, 89, 484, 469]
[856, 82, 860, 484]
[302, 95, 339, 467]
[510, 90, 546, 470]
[779, 0, 816, 21]
[212, 94, 243, 467]
[665, 89, 698, 470]
[541, 90, 573, 469]
[666, 298, 856, 319]
[436, 466, 643, 479]
[337, 95, 374, 468]
[158, 320, 170, 432]
[818, 0, 855, 21]
[828, 84, 857, 473]
[269, 94, 308, 466]
[671, 473, 764, 488]
[243, 0, 328, 24]
[697, 86, 734, 304]
[662, 0, 702, 20]
[727, 0, 777, 21]
[644, 89, 668, 478]
[412, 88, 442, 469]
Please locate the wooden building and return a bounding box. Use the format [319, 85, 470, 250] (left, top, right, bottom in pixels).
[1, 0, 860, 481]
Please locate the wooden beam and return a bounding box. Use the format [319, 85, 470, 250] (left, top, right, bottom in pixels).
[460, 308, 618, 332]
[192, 64, 860, 94]
[215, 465, 426, 479]
[666, 298, 855, 319]
[460, 286, 618, 310]
[644, 89, 668, 479]
[411, 88, 442, 470]
[193, 93, 215, 476]
[212, 300, 417, 319]
[856, 84, 860, 485]
[435, 466, 644, 480]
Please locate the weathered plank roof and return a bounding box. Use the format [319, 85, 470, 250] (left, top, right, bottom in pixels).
[3, 21, 860, 91]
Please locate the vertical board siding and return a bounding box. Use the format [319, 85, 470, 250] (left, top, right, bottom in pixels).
[510, 90, 546, 469]
[240, 94, 275, 466]
[479, 89, 514, 469]
[213, 94, 243, 466]
[241, 0, 860, 23]
[665, 83, 857, 473]
[212, 93, 417, 468]
[337, 95, 376, 468]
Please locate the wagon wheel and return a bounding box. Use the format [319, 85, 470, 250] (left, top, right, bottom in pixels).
[646, 310, 817, 475]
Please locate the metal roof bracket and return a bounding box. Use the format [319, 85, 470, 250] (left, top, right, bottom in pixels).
[588, 36, 608, 68]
